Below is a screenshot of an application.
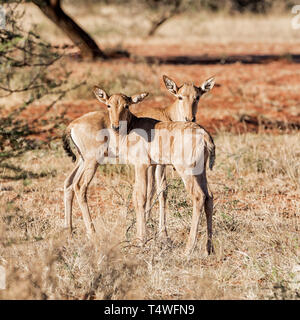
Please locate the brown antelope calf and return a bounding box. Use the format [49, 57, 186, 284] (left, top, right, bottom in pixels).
[63, 75, 215, 238]
[92, 87, 215, 254]
[136, 75, 215, 222]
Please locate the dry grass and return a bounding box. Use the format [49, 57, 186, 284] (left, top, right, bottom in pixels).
[0, 132, 299, 299]
[21, 2, 300, 46]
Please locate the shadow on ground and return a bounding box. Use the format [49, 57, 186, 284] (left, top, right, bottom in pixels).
[132, 53, 300, 65]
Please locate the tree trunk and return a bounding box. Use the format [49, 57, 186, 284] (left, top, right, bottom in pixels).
[32, 0, 106, 60]
[147, 0, 182, 37]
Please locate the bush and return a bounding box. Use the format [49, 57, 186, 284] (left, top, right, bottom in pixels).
[0, 2, 82, 179]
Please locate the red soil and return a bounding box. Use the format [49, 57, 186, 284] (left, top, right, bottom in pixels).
[12, 43, 300, 136]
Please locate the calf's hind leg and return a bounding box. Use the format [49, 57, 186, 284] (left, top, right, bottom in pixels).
[64, 159, 83, 233]
[73, 158, 98, 236]
[173, 165, 213, 255]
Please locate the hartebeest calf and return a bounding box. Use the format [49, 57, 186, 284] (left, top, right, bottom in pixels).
[92, 88, 215, 254]
[63, 75, 215, 240]
[137, 75, 215, 222]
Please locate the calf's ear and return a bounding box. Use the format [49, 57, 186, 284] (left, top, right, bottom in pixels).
[163, 75, 178, 96]
[199, 77, 215, 93]
[131, 92, 149, 104]
[93, 86, 109, 104]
